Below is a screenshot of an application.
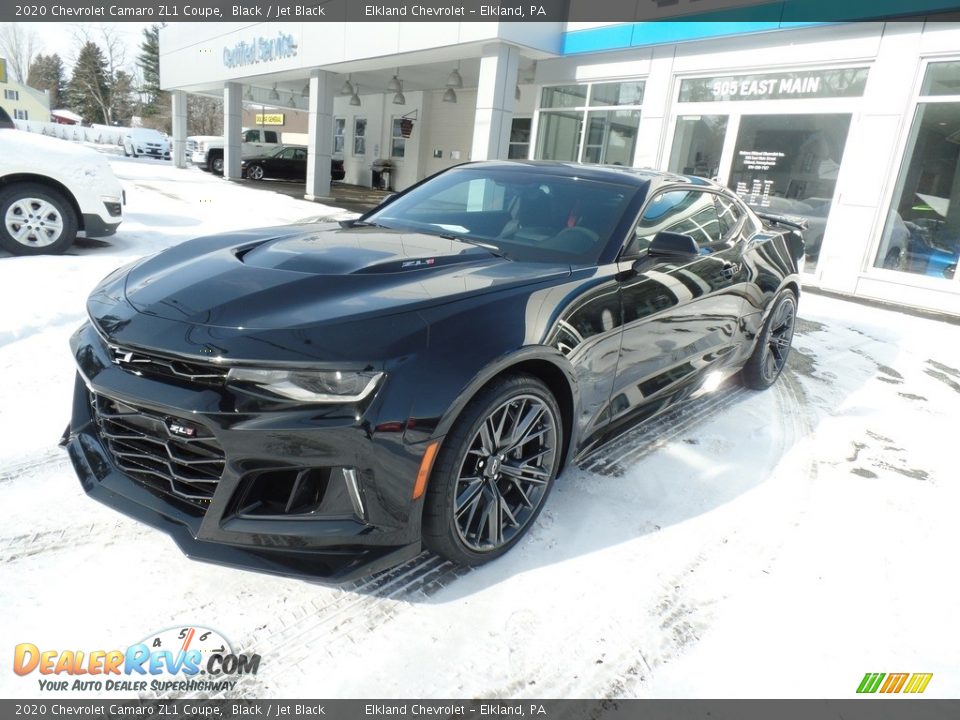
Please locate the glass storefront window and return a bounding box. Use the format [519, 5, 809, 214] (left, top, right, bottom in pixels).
[589, 81, 645, 107]
[541, 85, 588, 109]
[583, 110, 640, 165]
[875, 101, 960, 279]
[728, 113, 852, 273]
[536, 111, 582, 161]
[508, 118, 531, 159]
[668, 115, 728, 179]
[536, 81, 644, 165]
[920, 61, 960, 96]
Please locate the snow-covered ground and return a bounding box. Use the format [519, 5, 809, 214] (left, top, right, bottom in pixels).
[1, 157, 957, 700]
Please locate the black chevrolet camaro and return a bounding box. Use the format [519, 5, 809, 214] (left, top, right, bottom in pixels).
[64, 161, 803, 581]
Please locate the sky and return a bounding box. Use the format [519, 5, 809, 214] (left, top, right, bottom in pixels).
[13, 21, 154, 73]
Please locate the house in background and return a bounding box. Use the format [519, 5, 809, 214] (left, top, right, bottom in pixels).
[51, 109, 83, 125]
[0, 57, 51, 124]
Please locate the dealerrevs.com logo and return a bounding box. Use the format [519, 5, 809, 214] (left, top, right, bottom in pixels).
[13, 626, 261, 693]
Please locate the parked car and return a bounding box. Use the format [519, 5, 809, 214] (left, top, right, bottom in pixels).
[242, 145, 346, 182]
[63, 161, 803, 581]
[0, 126, 123, 255]
[123, 128, 171, 160]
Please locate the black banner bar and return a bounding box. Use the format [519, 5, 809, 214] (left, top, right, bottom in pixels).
[5, 0, 960, 23]
[0, 700, 958, 720]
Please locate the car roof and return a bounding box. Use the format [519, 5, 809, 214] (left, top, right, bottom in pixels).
[456, 159, 723, 191]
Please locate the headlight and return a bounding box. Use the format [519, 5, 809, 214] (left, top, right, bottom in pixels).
[226, 368, 383, 403]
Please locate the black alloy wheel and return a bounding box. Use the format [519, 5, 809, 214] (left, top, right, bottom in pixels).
[739, 289, 797, 390]
[423, 374, 563, 565]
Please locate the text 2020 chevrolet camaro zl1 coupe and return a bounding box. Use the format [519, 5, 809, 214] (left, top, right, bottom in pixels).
[64, 161, 803, 581]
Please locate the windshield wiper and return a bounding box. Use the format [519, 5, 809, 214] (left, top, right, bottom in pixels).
[448, 236, 508, 259]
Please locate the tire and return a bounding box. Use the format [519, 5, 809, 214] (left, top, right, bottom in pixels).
[0, 183, 78, 256]
[210, 155, 224, 175]
[422, 373, 564, 566]
[738, 289, 797, 390]
[123, 146, 130, 157]
[247, 164, 265, 180]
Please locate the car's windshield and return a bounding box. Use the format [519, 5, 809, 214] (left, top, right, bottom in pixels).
[364, 167, 638, 264]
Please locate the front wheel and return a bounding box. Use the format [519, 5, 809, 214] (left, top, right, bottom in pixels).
[210, 155, 224, 174]
[422, 374, 564, 566]
[247, 164, 265, 180]
[738, 289, 797, 390]
[0, 183, 78, 256]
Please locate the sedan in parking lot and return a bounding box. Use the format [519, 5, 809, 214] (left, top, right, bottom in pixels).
[64, 161, 803, 581]
[242, 146, 346, 183]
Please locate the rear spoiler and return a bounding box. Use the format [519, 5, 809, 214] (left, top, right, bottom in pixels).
[754, 211, 808, 232]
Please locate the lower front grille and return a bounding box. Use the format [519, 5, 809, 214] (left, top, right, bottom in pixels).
[91, 393, 225, 512]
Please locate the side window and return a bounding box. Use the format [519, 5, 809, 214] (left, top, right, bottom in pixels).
[242, 129, 260, 143]
[293, 148, 307, 161]
[625, 190, 722, 257]
[714, 194, 745, 240]
[279, 148, 296, 159]
[264, 131, 279, 144]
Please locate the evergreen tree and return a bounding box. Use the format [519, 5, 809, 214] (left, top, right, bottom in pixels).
[67, 41, 111, 124]
[27, 54, 67, 109]
[137, 24, 170, 118]
[111, 70, 137, 126]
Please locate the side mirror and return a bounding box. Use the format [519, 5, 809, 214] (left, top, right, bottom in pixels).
[648, 231, 700, 259]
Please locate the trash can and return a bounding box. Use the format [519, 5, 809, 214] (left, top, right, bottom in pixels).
[371, 159, 394, 190]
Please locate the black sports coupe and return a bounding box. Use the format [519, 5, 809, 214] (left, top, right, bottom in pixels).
[241, 146, 346, 182]
[64, 161, 803, 581]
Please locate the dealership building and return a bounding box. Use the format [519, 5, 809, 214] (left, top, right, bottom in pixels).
[159, 16, 960, 315]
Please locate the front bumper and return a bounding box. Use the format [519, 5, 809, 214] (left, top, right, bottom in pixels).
[64, 323, 424, 582]
[81, 214, 121, 238]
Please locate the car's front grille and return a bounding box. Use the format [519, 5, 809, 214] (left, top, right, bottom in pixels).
[107, 344, 228, 387]
[91, 393, 225, 512]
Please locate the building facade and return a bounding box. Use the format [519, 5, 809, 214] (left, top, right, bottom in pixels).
[0, 58, 51, 124]
[159, 20, 960, 316]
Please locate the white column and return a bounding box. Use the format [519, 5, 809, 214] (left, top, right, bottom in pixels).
[171, 90, 187, 169]
[471, 44, 521, 161]
[223, 82, 242, 180]
[305, 69, 335, 201]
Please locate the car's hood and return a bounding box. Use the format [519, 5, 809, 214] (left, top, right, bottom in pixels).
[123, 225, 570, 329]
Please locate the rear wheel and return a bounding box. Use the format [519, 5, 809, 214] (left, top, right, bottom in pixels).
[0, 183, 78, 256]
[423, 374, 563, 566]
[738, 289, 797, 390]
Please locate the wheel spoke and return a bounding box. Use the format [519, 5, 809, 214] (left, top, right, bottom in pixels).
[455, 477, 484, 516]
[504, 403, 545, 453]
[499, 463, 549, 484]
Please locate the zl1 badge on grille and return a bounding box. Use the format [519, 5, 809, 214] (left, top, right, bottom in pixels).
[168, 420, 197, 438]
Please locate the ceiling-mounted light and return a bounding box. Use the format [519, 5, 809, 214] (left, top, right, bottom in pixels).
[515, 84, 521, 101]
[289, 93, 297, 108]
[392, 90, 406, 105]
[301, 82, 310, 98]
[446, 61, 463, 89]
[442, 87, 457, 103]
[269, 84, 280, 101]
[387, 68, 402, 93]
[244, 86, 254, 101]
[350, 84, 361, 106]
[339, 75, 354, 96]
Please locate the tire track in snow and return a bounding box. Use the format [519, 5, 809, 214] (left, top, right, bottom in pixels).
[0, 448, 70, 485]
[489, 369, 817, 698]
[0, 521, 136, 563]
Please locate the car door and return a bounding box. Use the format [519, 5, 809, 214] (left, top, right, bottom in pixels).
[610, 188, 749, 428]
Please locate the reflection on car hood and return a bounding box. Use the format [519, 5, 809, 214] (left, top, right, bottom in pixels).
[123, 225, 570, 329]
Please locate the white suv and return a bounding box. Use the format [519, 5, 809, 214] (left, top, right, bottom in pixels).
[0, 125, 124, 255]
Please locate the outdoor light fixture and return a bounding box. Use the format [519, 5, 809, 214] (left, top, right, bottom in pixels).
[301, 82, 310, 98]
[387, 68, 403, 93]
[446, 62, 463, 89]
[350, 85, 361, 106]
[289, 93, 297, 108]
[442, 87, 457, 103]
[339, 75, 354, 96]
[269, 84, 280, 101]
[244, 86, 254, 101]
[515, 84, 521, 101]
[393, 90, 406, 105]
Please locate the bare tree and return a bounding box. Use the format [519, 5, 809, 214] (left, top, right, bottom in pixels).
[0, 24, 41, 84]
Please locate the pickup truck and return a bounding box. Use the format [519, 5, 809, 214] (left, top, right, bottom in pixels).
[187, 128, 284, 173]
